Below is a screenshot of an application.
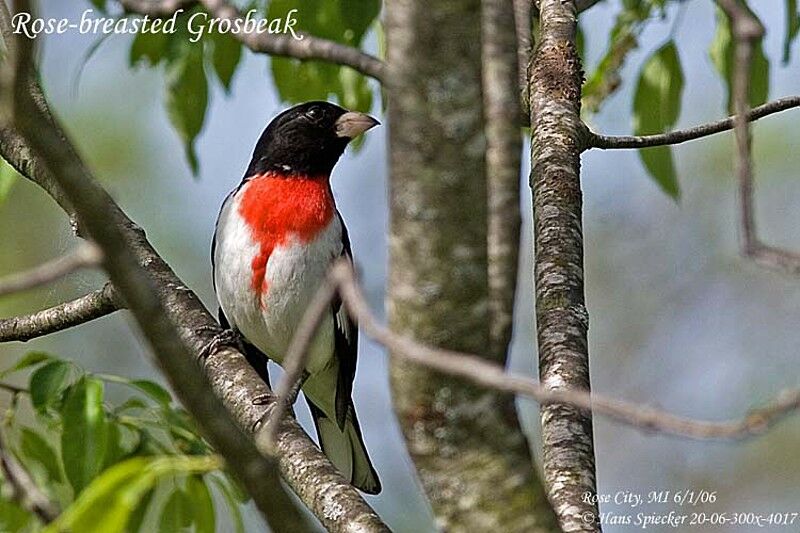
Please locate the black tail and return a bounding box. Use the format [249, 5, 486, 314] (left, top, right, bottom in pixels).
[308, 401, 381, 494]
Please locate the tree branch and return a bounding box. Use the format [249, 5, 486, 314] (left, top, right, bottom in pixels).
[0, 243, 102, 297]
[301, 261, 800, 443]
[529, 1, 599, 530]
[117, 0, 387, 82]
[483, 0, 524, 362]
[587, 96, 800, 150]
[0, 428, 60, 524]
[0, 283, 120, 342]
[714, 1, 800, 276]
[1, 3, 387, 530]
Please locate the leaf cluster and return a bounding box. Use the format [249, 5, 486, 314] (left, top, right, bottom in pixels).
[0, 352, 247, 533]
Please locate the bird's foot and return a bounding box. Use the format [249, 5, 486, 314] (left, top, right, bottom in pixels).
[250, 388, 301, 433]
[196, 327, 244, 360]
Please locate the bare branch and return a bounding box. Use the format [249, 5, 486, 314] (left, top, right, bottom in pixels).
[587, 96, 800, 149]
[117, 0, 387, 82]
[0, 243, 102, 297]
[576, 0, 604, 13]
[714, 1, 800, 275]
[0, 428, 60, 523]
[0, 283, 120, 342]
[328, 260, 800, 441]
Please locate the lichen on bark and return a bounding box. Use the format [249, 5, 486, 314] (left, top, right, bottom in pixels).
[529, 1, 600, 531]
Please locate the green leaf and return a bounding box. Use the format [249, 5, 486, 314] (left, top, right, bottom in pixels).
[0, 158, 19, 207]
[29, 360, 72, 413]
[129, 380, 172, 406]
[158, 488, 193, 533]
[268, 0, 376, 110]
[89, 0, 106, 12]
[210, 31, 242, 92]
[0, 500, 31, 532]
[339, 0, 381, 43]
[43, 456, 152, 533]
[633, 41, 684, 198]
[1, 351, 52, 378]
[165, 42, 208, 175]
[187, 476, 215, 533]
[634, 42, 684, 132]
[639, 146, 679, 198]
[43, 456, 223, 533]
[785, 0, 800, 64]
[20, 427, 62, 484]
[583, 0, 656, 113]
[125, 488, 154, 533]
[709, 6, 770, 113]
[61, 377, 109, 493]
[129, 30, 171, 67]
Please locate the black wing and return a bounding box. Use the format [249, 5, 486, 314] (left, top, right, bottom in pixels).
[332, 210, 358, 429]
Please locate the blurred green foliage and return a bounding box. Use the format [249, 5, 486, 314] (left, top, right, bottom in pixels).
[582, 0, 795, 200]
[0, 352, 245, 533]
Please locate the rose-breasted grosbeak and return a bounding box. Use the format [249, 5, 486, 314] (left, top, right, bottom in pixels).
[212, 101, 381, 493]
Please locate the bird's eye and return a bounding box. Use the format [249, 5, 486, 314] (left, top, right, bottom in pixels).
[305, 107, 322, 122]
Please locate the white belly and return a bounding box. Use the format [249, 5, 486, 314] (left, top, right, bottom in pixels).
[213, 193, 343, 373]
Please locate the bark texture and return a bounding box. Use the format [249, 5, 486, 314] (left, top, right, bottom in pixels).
[386, 1, 557, 530]
[483, 0, 523, 360]
[529, 1, 599, 531]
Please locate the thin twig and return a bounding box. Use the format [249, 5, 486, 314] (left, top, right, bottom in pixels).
[313, 260, 800, 441]
[714, 1, 800, 275]
[261, 275, 337, 448]
[0, 283, 120, 342]
[0, 382, 27, 394]
[0, 428, 60, 523]
[0, 243, 103, 297]
[588, 95, 800, 149]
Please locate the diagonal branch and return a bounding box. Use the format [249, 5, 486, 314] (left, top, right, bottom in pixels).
[0, 428, 60, 523]
[0, 283, 120, 342]
[117, 0, 387, 82]
[279, 260, 800, 444]
[1, 3, 386, 530]
[587, 95, 800, 150]
[0, 243, 102, 297]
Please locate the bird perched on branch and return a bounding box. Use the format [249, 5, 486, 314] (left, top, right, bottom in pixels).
[211, 101, 381, 493]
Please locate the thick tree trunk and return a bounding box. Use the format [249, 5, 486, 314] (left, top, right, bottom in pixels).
[529, 1, 600, 531]
[385, 1, 557, 530]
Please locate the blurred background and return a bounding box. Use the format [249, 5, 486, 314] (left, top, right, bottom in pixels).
[1, 1, 798, 531]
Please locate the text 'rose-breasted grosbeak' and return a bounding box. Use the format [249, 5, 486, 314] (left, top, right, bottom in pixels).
[212, 101, 381, 493]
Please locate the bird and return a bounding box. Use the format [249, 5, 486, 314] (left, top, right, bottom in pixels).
[211, 101, 381, 494]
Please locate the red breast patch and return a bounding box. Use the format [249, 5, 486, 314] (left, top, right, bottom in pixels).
[238, 172, 335, 298]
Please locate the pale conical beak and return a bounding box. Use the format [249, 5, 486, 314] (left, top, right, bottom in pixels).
[335, 111, 380, 138]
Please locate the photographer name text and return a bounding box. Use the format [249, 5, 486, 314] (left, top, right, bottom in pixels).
[11, 8, 303, 43]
